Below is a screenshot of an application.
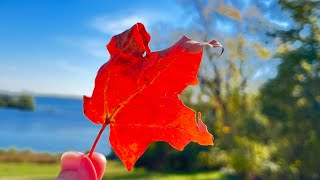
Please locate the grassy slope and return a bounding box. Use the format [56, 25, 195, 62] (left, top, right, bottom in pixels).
[0, 161, 226, 180]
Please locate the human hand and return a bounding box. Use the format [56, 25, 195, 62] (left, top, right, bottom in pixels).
[56, 151, 106, 180]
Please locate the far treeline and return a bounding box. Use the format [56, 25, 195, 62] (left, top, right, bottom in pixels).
[0, 94, 35, 111]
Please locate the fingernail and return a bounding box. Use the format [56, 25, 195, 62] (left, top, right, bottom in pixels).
[79, 156, 97, 180]
[61, 151, 84, 170]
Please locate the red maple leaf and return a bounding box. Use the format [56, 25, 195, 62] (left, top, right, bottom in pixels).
[83, 23, 223, 171]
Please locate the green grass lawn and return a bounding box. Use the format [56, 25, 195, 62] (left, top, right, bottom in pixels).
[0, 161, 226, 180]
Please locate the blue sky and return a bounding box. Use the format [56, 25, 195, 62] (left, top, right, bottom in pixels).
[0, 0, 187, 96]
[0, 0, 289, 96]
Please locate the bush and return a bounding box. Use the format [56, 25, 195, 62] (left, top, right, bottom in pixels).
[0, 94, 35, 111]
[17, 94, 35, 110]
[135, 142, 217, 172]
[0, 98, 5, 107]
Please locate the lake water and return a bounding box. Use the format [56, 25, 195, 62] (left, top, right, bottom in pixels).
[0, 97, 111, 155]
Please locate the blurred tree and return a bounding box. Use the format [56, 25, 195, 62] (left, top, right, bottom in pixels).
[176, 1, 275, 179]
[138, 1, 276, 178]
[0, 98, 5, 107]
[0, 94, 35, 111]
[17, 94, 35, 111]
[261, 0, 320, 179]
[0, 94, 17, 108]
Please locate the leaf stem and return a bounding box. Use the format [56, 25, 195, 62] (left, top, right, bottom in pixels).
[88, 123, 108, 158]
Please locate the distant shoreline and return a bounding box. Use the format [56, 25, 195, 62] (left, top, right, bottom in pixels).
[35, 93, 82, 100]
[0, 93, 35, 111]
[0, 148, 61, 164]
[0, 89, 83, 100]
[0, 147, 62, 156]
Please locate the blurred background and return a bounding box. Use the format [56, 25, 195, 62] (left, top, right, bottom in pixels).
[0, 0, 319, 179]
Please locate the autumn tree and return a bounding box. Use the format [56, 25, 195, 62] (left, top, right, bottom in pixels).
[176, 1, 276, 178]
[138, 0, 277, 177]
[260, 0, 320, 179]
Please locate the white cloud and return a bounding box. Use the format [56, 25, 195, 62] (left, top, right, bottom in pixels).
[252, 66, 271, 80]
[81, 39, 110, 59]
[89, 11, 180, 35]
[57, 10, 185, 60]
[91, 15, 150, 35]
[56, 60, 91, 76]
[269, 19, 289, 28]
[55, 36, 109, 59]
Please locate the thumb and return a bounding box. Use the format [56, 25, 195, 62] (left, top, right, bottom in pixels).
[60, 151, 84, 171]
[58, 151, 106, 180]
[86, 152, 107, 180]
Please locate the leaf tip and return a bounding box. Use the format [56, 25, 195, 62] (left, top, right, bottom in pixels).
[196, 112, 214, 146]
[124, 161, 134, 172]
[126, 165, 133, 172]
[208, 39, 224, 56]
